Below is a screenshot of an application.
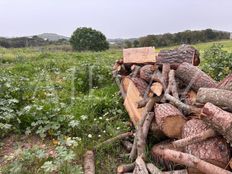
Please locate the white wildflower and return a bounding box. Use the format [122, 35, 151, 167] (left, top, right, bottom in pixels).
[24, 105, 32, 112]
[88, 134, 92, 138]
[80, 115, 88, 120]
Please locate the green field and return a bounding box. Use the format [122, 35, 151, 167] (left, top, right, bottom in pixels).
[0, 39, 231, 173]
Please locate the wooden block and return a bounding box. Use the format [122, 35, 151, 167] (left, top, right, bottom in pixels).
[123, 47, 156, 64]
[123, 78, 145, 125]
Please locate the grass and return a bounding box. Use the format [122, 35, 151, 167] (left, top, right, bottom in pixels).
[0, 39, 231, 173]
[0, 48, 131, 173]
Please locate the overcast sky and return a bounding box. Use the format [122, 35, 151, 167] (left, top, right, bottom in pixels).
[0, 0, 231, 39]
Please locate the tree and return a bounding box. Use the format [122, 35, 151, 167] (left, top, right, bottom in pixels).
[133, 40, 140, 47]
[124, 40, 132, 48]
[70, 27, 109, 51]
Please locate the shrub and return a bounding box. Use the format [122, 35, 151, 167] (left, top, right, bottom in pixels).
[201, 44, 232, 81]
[70, 27, 109, 51]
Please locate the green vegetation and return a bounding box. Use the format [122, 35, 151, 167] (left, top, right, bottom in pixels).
[0, 48, 129, 173]
[201, 44, 232, 81]
[0, 39, 231, 173]
[70, 27, 109, 51]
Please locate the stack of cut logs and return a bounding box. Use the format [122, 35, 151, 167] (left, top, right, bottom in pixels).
[112, 45, 232, 174]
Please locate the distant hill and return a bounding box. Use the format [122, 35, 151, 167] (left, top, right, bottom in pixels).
[37, 33, 69, 41]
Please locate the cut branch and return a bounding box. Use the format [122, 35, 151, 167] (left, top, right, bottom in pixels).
[162, 63, 171, 90]
[172, 128, 216, 148]
[168, 70, 179, 99]
[133, 156, 149, 174]
[146, 163, 162, 174]
[165, 93, 200, 115]
[151, 147, 232, 174]
[130, 97, 156, 160]
[95, 132, 133, 149]
[201, 102, 232, 144]
[84, 150, 95, 174]
[117, 163, 135, 174]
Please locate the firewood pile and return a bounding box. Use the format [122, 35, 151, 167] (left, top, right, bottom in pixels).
[112, 45, 232, 174]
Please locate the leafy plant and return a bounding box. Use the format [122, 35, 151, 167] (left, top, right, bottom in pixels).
[201, 44, 232, 81]
[1, 145, 83, 174]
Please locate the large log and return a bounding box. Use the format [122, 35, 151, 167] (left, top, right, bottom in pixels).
[201, 102, 232, 144]
[196, 88, 232, 111]
[175, 63, 217, 91]
[156, 45, 200, 69]
[123, 47, 156, 64]
[151, 147, 232, 174]
[217, 73, 232, 91]
[140, 65, 158, 82]
[131, 77, 149, 97]
[155, 103, 186, 138]
[182, 119, 230, 174]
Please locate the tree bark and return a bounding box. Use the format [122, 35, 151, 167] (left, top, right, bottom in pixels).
[130, 65, 141, 78]
[201, 102, 232, 144]
[137, 96, 161, 108]
[151, 147, 232, 174]
[165, 94, 201, 115]
[130, 97, 156, 160]
[146, 163, 162, 174]
[163, 170, 189, 174]
[131, 77, 149, 97]
[217, 73, 232, 91]
[157, 45, 200, 69]
[117, 163, 135, 174]
[162, 64, 171, 90]
[182, 119, 230, 173]
[84, 151, 95, 174]
[137, 112, 156, 157]
[133, 156, 149, 174]
[172, 128, 216, 148]
[168, 70, 179, 99]
[175, 63, 217, 91]
[155, 103, 186, 138]
[196, 88, 232, 112]
[139, 65, 158, 82]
